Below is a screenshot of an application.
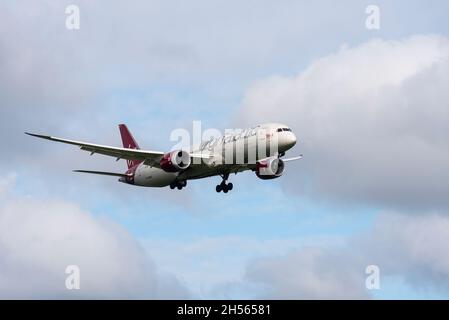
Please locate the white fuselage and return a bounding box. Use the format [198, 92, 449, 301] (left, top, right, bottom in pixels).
[132, 123, 297, 187]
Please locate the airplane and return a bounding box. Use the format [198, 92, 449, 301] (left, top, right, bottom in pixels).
[26, 123, 301, 193]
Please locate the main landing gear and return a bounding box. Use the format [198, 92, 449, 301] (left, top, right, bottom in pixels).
[170, 180, 187, 190]
[216, 173, 233, 193]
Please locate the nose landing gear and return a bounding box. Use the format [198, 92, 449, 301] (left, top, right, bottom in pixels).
[216, 173, 233, 193]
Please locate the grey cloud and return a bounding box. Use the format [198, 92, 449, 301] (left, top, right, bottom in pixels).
[136, 209, 449, 299]
[3, 1, 449, 181]
[0, 175, 189, 299]
[243, 211, 449, 299]
[239, 35, 449, 211]
[0, 0, 418, 142]
[356, 213, 449, 290]
[247, 247, 369, 299]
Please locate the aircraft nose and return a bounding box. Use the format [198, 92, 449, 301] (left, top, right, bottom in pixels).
[285, 132, 297, 149]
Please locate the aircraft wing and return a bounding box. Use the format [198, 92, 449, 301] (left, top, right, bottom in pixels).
[26, 132, 167, 167]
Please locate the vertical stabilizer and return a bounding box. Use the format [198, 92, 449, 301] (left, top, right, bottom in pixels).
[118, 124, 142, 169]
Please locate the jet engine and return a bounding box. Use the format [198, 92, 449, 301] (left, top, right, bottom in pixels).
[255, 157, 285, 180]
[160, 150, 191, 172]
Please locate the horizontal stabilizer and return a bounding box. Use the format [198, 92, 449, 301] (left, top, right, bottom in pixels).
[73, 170, 131, 177]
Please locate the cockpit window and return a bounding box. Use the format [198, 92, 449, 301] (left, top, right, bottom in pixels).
[277, 127, 291, 132]
[277, 128, 283, 132]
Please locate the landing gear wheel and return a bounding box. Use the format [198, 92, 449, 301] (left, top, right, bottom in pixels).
[171, 180, 187, 190]
[216, 173, 233, 193]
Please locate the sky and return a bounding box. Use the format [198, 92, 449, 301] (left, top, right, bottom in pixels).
[1, 0, 449, 299]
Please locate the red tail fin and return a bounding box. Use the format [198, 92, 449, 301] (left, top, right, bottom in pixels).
[119, 124, 142, 169]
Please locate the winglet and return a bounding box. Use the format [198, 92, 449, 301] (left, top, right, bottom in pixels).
[283, 155, 303, 162]
[25, 132, 52, 140]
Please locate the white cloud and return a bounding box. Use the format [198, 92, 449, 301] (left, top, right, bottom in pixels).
[239, 35, 449, 210]
[0, 175, 189, 299]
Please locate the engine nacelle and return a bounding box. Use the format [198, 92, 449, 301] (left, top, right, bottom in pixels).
[160, 150, 191, 172]
[256, 157, 285, 180]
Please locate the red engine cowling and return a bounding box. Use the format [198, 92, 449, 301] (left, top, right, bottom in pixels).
[256, 157, 285, 180]
[160, 150, 191, 172]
